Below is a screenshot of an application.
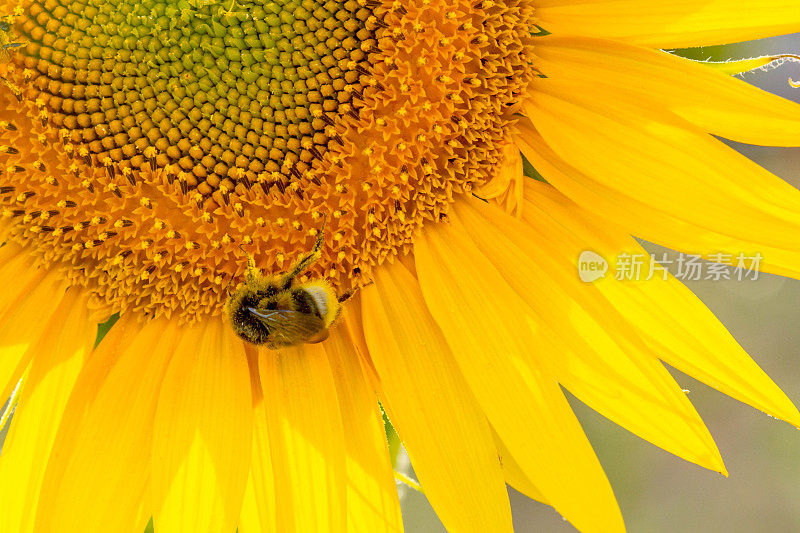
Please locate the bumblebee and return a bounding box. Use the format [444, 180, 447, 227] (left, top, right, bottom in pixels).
[225, 218, 346, 348]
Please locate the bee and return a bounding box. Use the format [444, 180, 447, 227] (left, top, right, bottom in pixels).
[225, 217, 347, 348]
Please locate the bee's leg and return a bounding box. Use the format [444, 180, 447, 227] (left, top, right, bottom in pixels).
[245, 253, 258, 282]
[331, 301, 344, 323]
[238, 244, 260, 284]
[224, 274, 237, 297]
[336, 278, 373, 303]
[280, 242, 321, 289]
[280, 215, 326, 289]
[337, 290, 354, 303]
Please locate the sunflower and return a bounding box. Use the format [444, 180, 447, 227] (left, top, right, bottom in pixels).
[2, 0, 800, 530]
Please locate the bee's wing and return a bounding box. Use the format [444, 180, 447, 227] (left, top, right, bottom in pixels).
[247, 307, 325, 346]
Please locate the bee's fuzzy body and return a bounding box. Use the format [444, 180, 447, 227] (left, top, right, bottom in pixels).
[224, 220, 343, 348]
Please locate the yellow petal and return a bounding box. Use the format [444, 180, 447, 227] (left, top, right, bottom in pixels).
[513, 121, 800, 279]
[239, 401, 278, 533]
[535, 0, 800, 48]
[476, 140, 524, 217]
[152, 318, 252, 533]
[454, 199, 725, 473]
[0, 244, 40, 319]
[413, 228, 624, 533]
[521, 180, 800, 428]
[259, 343, 347, 532]
[34, 316, 174, 533]
[522, 88, 800, 272]
[239, 343, 278, 533]
[532, 37, 800, 147]
[0, 289, 94, 533]
[325, 323, 403, 533]
[341, 301, 383, 395]
[362, 262, 512, 533]
[492, 431, 546, 504]
[0, 268, 67, 402]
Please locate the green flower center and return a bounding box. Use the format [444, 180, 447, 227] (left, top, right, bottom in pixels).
[19, 0, 374, 192]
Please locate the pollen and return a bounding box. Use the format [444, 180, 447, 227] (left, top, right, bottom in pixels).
[0, 0, 535, 321]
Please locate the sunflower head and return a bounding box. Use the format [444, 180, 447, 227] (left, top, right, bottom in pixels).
[5, 1, 800, 533]
[0, 0, 535, 323]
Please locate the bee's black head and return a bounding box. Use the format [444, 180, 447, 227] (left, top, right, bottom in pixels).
[228, 289, 273, 345]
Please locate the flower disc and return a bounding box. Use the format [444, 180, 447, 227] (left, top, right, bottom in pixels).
[0, 0, 535, 320]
